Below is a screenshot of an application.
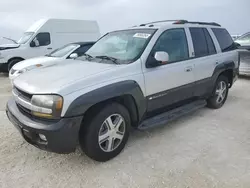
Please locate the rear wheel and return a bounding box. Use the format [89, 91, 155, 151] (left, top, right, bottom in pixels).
[79, 102, 131, 162]
[207, 75, 229, 109]
[8, 59, 22, 72]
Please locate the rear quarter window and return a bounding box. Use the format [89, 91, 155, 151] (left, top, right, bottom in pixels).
[212, 28, 236, 52]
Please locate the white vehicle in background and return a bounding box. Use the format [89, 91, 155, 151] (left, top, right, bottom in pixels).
[0, 19, 100, 72]
[231, 34, 241, 41]
[9, 41, 95, 81]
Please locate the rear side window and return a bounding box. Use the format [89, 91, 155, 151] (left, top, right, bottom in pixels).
[203, 29, 216, 55]
[190, 28, 208, 57]
[212, 28, 236, 52]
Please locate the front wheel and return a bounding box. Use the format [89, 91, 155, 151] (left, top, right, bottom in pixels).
[79, 103, 131, 162]
[8, 59, 22, 72]
[207, 75, 229, 109]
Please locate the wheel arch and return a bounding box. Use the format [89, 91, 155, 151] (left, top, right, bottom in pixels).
[8, 57, 25, 63]
[64, 80, 147, 127]
[212, 60, 236, 88]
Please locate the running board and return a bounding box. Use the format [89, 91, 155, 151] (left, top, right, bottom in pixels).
[138, 100, 207, 130]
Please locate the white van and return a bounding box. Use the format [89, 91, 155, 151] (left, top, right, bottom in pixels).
[0, 19, 100, 72]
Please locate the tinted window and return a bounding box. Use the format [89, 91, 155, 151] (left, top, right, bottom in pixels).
[203, 29, 216, 55]
[190, 28, 208, 57]
[74, 44, 94, 56]
[34, 33, 51, 46]
[151, 28, 189, 62]
[212, 28, 235, 52]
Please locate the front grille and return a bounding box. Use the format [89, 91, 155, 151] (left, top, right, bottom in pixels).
[16, 103, 32, 117]
[14, 87, 32, 101]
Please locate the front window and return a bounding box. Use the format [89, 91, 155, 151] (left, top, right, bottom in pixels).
[151, 28, 189, 62]
[47, 44, 79, 57]
[17, 32, 34, 44]
[83, 29, 156, 63]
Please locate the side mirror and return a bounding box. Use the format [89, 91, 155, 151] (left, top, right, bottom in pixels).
[234, 42, 241, 48]
[154, 51, 169, 63]
[146, 51, 170, 68]
[30, 39, 40, 47]
[30, 41, 35, 47]
[69, 53, 78, 59]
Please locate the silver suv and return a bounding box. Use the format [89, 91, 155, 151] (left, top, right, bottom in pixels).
[6, 20, 239, 161]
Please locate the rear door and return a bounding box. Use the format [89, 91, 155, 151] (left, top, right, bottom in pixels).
[188, 27, 218, 97]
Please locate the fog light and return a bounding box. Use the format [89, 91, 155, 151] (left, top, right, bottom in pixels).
[38, 134, 47, 142]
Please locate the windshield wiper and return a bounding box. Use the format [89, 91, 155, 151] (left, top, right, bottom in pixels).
[82, 53, 93, 59]
[95, 55, 119, 64]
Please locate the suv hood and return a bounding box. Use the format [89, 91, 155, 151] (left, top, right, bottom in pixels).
[13, 56, 59, 70]
[14, 59, 117, 94]
[0, 43, 20, 50]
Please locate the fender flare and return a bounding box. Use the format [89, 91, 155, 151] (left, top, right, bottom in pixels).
[64, 80, 147, 121]
[212, 60, 235, 83]
[8, 57, 25, 63]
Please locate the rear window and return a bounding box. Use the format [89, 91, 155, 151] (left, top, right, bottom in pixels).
[212, 28, 236, 52]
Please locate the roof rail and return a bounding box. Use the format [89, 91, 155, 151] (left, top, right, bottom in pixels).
[136, 20, 221, 27]
[174, 20, 221, 27]
[139, 20, 187, 26]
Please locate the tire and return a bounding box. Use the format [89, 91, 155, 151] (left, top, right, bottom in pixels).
[79, 102, 131, 162]
[8, 59, 22, 72]
[207, 75, 229, 109]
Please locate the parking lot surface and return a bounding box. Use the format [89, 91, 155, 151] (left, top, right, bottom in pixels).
[0, 73, 250, 188]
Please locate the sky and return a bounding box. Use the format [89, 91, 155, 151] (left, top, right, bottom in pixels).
[0, 0, 250, 43]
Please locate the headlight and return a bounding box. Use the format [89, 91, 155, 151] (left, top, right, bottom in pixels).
[31, 95, 63, 119]
[17, 68, 28, 74]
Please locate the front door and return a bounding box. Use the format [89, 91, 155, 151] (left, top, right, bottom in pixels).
[142, 28, 195, 112]
[28, 32, 53, 58]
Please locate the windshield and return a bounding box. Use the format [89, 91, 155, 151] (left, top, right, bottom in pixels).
[17, 32, 34, 44]
[47, 44, 79, 57]
[82, 29, 156, 63]
[236, 33, 250, 44]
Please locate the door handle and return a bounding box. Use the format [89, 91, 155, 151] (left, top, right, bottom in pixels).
[47, 47, 52, 50]
[185, 67, 192, 72]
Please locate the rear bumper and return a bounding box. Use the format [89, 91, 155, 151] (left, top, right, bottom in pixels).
[6, 97, 83, 154]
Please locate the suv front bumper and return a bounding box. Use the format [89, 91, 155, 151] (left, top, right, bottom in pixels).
[6, 98, 83, 154]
